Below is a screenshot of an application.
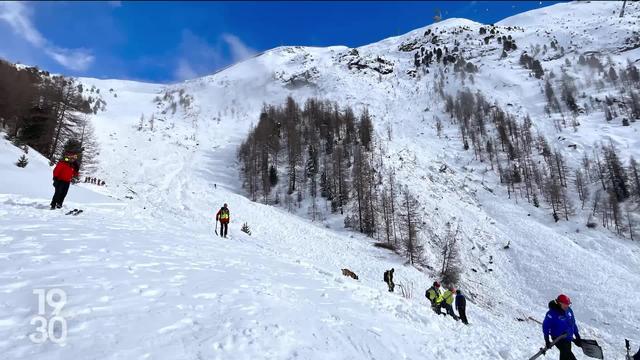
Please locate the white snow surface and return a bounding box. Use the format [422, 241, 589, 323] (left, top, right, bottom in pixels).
[1, 1, 640, 359]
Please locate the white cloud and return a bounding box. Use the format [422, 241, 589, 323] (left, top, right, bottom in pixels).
[45, 47, 95, 72]
[222, 33, 257, 62]
[173, 30, 256, 81]
[0, 2, 45, 46]
[180, 29, 221, 64]
[0, 2, 95, 71]
[173, 29, 222, 81]
[174, 58, 198, 81]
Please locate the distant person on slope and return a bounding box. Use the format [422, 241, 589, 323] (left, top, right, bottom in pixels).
[425, 281, 442, 312]
[216, 203, 230, 238]
[50, 153, 78, 209]
[542, 294, 582, 360]
[438, 286, 459, 320]
[383, 268, 395, 292]
[456, 289, 468, 325]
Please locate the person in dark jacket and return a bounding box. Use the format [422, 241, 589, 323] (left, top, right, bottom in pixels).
[425, 281, 442, 313]
[216, 203, 230, 238]
[542, 294, 581, 360]
[50, 154, 78, 209]
[456, 290, 468, 325]
[383, 268, 395, 292]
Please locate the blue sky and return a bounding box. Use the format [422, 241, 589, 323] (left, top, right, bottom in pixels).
[0, 1, 564, 83]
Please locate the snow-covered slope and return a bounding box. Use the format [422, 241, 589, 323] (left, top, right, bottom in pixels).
[1, 1, 640, 359]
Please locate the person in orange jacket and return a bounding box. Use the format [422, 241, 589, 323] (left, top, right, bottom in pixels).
[216, 203, 230, 238]
[50, 153, 78, 209]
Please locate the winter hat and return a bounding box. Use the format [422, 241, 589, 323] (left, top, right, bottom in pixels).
[556, 294, 571, 305]
[434, 281, 440, 288]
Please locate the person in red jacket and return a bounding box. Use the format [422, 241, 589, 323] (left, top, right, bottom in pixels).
[50, 153, 78, 209]
[215, 203, 230, 238]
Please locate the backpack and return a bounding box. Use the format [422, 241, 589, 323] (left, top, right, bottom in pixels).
[426, 287, 438, 301]
[425, 287, 432, 299]
[383, 271, 389, 282]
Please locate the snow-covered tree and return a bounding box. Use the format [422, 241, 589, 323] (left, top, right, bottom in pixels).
[15, 154, 28, 168]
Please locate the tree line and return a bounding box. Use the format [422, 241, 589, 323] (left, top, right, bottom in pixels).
[0, 59, 104, 171]
[444, 88, 639, 239]
[540, 54, 640, 129]
[238, 97, 462, 279]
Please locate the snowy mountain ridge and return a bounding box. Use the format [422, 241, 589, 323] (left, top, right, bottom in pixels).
[1, 1, 640, 359]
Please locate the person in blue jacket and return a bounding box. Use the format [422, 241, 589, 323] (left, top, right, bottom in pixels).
[542, 294, 582, 360]
[455, 289, 468, 325]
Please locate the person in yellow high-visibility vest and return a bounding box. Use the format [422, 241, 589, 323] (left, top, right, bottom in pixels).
[437, 286, 459, 320]
[216, 203, 230, 238]
[425, 281, 442, 313]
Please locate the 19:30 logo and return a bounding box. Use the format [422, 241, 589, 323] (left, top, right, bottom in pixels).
[29, 289, 68, 344]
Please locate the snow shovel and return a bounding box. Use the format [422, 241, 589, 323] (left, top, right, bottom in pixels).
[580, 339, 604, 359]
[529, 334, 567, 360]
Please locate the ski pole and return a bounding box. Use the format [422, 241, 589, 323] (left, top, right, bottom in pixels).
[627, 339, 631, 360]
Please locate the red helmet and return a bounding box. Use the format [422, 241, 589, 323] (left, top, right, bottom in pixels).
[557, 294, 571, 305]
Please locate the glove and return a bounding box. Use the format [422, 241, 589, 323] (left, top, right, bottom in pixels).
[573, 338, 582, 348]
[545, 338, 552, 350]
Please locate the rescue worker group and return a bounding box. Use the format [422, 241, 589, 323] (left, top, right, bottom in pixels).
[387, 271, 469, 325]
[385, 268, 610, 360]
